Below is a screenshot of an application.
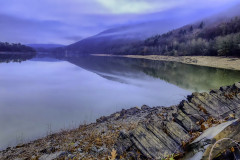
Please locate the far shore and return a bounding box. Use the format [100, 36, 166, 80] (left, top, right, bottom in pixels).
[92, 54, 240, 71]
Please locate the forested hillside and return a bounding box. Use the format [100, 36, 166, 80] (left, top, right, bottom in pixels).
[118, 17, 240, 57]
[0, 42, 35, 52]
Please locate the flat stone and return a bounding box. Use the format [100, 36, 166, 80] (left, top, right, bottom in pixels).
[39, 151, 65, 160]
[234, 82, 240, 89]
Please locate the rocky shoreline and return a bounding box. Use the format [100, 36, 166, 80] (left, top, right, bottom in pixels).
[1, 82, 240, 160]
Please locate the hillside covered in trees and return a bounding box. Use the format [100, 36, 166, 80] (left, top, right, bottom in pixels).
[0, 42, 36, 52]
[115, 16, 240, 57]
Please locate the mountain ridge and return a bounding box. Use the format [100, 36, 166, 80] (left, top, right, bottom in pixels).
[53, 4, 240, 57]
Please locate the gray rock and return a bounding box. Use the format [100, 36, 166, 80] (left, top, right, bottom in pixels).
[96, 116, 108, 123]
[141, 105, 150, 110]
[125, 107, 141, 115]
[68, 154, 76, 159]
[91, 146, 98, 153]
[40, 147, 55, 154]
[74, 142, 79, 147]
[39, 151, 65, 160]
[234, 82, 240, 89]
[97, 147, 108, 153]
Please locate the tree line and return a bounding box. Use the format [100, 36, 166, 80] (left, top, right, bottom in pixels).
[0, 42, 36, 52]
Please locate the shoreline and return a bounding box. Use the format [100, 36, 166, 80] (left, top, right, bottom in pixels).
[1, 82, 240, 159]
[92, 54, 240, 71]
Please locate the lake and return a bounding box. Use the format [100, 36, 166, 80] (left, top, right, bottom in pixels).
[1, 54, 240, 150]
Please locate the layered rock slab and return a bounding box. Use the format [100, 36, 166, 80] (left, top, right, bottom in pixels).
[115, 82, 240, 159]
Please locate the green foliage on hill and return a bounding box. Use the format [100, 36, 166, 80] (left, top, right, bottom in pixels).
[118, 17, 240, 57]
[0, 42, 35, 52]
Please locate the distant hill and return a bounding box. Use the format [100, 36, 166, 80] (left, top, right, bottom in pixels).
[60, 21, 182, 56]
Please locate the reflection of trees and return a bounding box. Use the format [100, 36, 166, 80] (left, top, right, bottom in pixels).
[0, 53, 36, 63]
[139, 60, 240, 92]
[62, 56, 240, 92]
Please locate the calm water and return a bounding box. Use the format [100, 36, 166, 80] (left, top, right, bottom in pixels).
[1, 55, 240, 149]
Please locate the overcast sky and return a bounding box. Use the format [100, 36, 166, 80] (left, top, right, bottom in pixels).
[0, 0, 239, 45]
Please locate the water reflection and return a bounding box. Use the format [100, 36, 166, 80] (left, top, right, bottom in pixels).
[0, 54, 240, 150]
[0, 56, 190, 149]
[0, 52, 36, 63]
[64, 56, 240, 92]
